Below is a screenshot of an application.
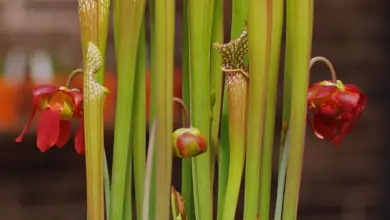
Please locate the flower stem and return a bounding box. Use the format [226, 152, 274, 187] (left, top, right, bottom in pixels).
[65, 69, 84, 88]
[148, 0, 157, 219]
[188, 0, 214, 219]
[282, 0, 313, 219]
[274, 0, 294, 217]
[111, 0, 145, 219]
[217, 2, 247, 220]
[83, 42, 108, 220]
[133, 18, 146, 220]
[181, 1, 194, 218]
[258, 0, 283, 219]
[142, 120, 157, 220]
[154, 0, 175, 219]
[244, 0, 272, 219]
[173, 97, 190, 128]
[77, 1, 110, 220]
[209, 0, 223, 199]
[309, 56, 337, 83]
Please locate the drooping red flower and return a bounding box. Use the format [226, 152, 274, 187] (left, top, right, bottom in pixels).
[16, 85, 85, 154]
[307, 80, 367, 144]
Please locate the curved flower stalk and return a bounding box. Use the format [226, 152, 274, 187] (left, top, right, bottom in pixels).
[172, 97, 208, 158]
[15, 77, 84, 154]
[307, 56, 368, 144]
[213, 26, 249, 220]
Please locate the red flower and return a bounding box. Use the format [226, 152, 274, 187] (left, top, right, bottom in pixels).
[16, 85, 85, 154]
[307, 80, 367, 144]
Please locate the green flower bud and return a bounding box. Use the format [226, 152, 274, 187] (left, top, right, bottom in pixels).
[172, 127, 207, 158]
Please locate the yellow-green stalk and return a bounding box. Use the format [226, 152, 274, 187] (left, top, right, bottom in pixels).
[154, 0, 175, 219]
[181, 1, 194, 219]
[217, 3, 247, 220]
[111, 0, 145, 219]
[274, 0, 294, 217]
[209, 0, 223, 205]
[258, 0, 283, 219]
[244, 0, 272, 218]
[148, 0, 157, 219]
[214, 27, 249, 220]
[188, 0, 214, 219]
[77, 1, 110, 220]
[282, 0, 313, 219]
[133, 19, 146, 220]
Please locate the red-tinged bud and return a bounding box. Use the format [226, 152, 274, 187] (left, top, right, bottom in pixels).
[307, 79, 367, 144]
[172, 127, 207, 158]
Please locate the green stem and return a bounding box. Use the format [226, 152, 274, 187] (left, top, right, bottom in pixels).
[142, 121, 157, 220]
[275, 0, 294, 217]
[148, 0, 157, 219]
[282, 0, 313, 219]
[188, 0, 214, 219]
[181, 1, 194, 218]
[274, 130, 290, 220]
[210, 0, 223, 200]
[111, 0, 145, 219]
[133, 18, 146, 220]
[217, 92, 229, 220]
[103, 149, 111, 220]
[217, 3, 247, 219]
[258, 0, 283, 219]
[154, 0, 174, 219]
[83, 43, 108, 220]
[244, 0, 272, 219]
[77, 1, 110, 220]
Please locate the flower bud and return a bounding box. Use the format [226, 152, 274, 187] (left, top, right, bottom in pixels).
[307, 80, 367, 144]
[172, 127, 207, 158]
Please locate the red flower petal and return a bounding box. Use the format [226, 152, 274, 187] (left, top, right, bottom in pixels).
[56, 120, 71, 148]
[345, 84, 368, 107]
[312, 113, 338, 140]
[16, 107, 37, 143]
[37, 109, 61, 152]
[74, 119, 85, 154]
[64, 89, 84, 117]
[33, 85, 59, 106]
[333, 107, 363, 144]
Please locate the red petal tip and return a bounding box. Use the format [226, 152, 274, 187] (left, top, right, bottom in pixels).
[37, 109, 61, 152]
[56, 120, 71, 148]
[74, 119, 85, 155]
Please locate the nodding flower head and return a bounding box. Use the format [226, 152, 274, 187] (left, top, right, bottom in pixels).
[16, 84, 85, 154]
[307, 80, 367, 144]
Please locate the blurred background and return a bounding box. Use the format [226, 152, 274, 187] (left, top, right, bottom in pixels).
[0, 0, 389, 219]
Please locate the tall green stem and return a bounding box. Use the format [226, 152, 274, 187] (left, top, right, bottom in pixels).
[148, 0, 157, 219]
[274, 0, 294, 217]
[133, 19, 146, 220]
[154, 0, 174, 219]
[210, 0, 223, 190]
[217, 2, 247, 220]
[282, 0, 313, 219]
[111, 0, 145, 219]
[258, 0, 283, 219]
[244, 0, 271, 219]
[188, 0, 214, 219]
[181, 1, 194, 219]
[77, 1, 110, 220]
